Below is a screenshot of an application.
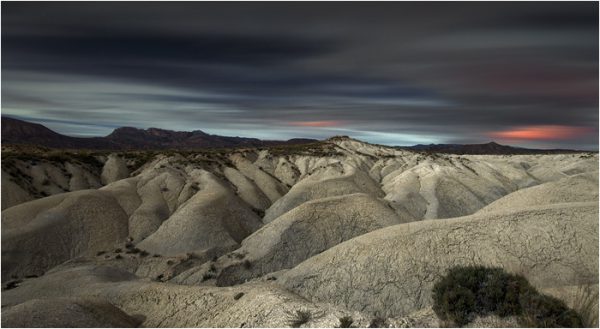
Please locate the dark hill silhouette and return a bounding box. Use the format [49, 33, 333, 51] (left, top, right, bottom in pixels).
[2, 117, 588, 154]
[1, 117, 316, 150]
[407, 141, 586, 154]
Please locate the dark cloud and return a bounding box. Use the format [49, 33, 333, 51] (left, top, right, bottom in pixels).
[1, 2, 597, 149]
[2, 33, 336, 66]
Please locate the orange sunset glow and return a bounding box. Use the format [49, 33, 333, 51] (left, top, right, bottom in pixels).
[488, 125, 591, 141]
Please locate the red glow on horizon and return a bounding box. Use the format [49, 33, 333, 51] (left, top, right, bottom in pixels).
[488, 125, 591, 141]
[287, 120, 343, 127]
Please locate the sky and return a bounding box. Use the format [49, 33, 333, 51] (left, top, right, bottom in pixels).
[2, 2, 598, 149]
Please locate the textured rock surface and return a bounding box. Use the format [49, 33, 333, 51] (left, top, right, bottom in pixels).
[210, 193, 404, 286]
[1, 190, 129, 279]
[1, 137, 597, 327]
[1, 264, 374, 328]
[281, 202, 598, 318]
[263, 164, 384, 223]
[478, 171, 598, 213]
[1, 298, 141, 328]
[137, 170, 262, 257]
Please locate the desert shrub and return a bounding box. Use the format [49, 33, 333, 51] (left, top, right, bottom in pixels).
[96, 251, 106, 256]
[202, 272, 215, 281]
[338, 316, 354, 328]
[286, 309, 312, 328]
[126, 247, 141, 254]
[368, 317, 387, 328]
[432, 266, 583, 327]
[233, 292, 245, 300]
[243, 259, 252, 269]
[519, 293, 583, 327]
[572, 285, 599, 328]
[3, 280, 22, 290]
[251, 207, 265, 218]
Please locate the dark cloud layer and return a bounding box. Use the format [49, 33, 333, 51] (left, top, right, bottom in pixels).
[2, 2, 598, 149]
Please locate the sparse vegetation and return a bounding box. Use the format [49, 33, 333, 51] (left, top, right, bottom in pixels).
[338, 316, 354, 328]
[126, 247, 141, 254]
[368, 317, 387, 328]
[3, 280, 23, 291]
[286, 309, 312, 328]
[432, 265, 584, 327]
[250, 207, 265, 218]
[202, 271, 216, 281]
[572, 285, 599, 328]
[243, 259, 252, 269]
[268, 142, 342, 157]
[519, 292, 583, 328]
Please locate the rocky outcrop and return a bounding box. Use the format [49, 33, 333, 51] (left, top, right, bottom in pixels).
[101, 154, 130, 184]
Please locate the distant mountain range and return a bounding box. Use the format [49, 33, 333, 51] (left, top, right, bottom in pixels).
[406, 142, 586, 154]
[1, 117, 316, 150]
[1, 116, 589, 154]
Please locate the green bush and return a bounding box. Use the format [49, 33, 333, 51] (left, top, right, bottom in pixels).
[432, 266, 583, 327]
